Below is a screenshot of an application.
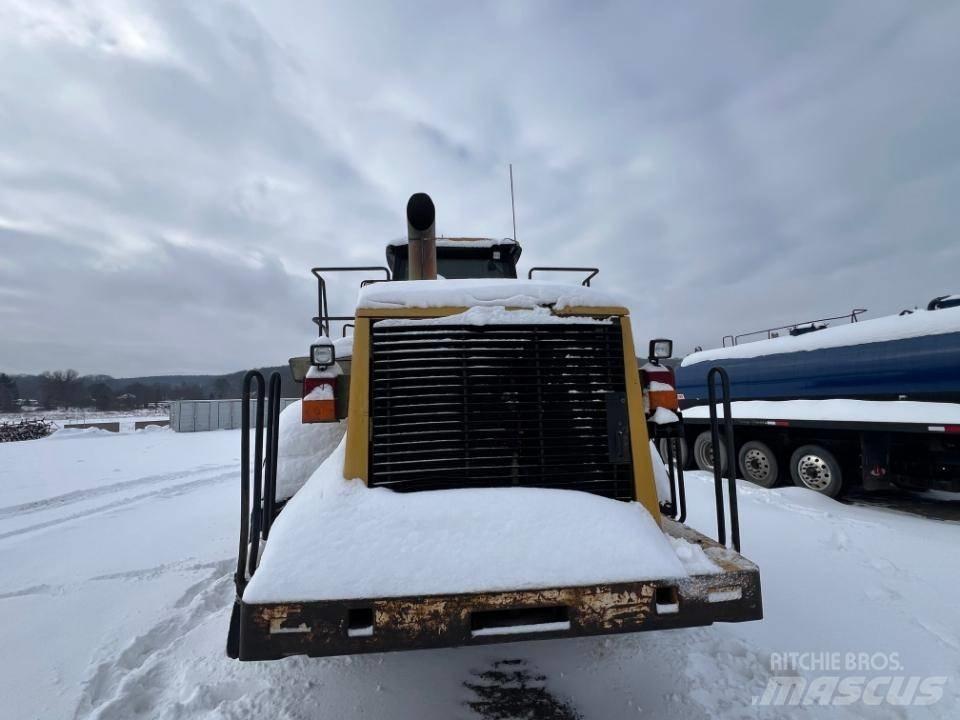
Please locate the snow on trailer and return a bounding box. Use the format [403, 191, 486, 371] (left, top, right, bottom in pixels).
[682, 304, 960, 365]
[676, 301, 960, 495]
[678, 304, 960, 406]
[683, 399, 960, 429]
[228, 192, 762, 661]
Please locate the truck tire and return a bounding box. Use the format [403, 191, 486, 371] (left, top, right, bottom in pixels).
[658, 437, 689, 470]
[693, 431, 727, 473]
[738, 441, 779, 488]
[789, 445, 843, 497]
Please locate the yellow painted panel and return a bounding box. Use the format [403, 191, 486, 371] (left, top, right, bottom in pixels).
[619, 317, 662, 525]
[342, 318, 370, 483]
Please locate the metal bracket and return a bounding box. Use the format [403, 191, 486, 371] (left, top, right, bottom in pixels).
[528, 267, 599, 287]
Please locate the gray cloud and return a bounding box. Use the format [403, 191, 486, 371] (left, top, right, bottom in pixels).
[1, 0, 958, 376]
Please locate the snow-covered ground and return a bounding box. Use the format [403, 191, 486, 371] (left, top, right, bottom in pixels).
[1, 429, 958, 719]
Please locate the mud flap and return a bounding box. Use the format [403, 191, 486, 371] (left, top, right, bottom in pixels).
[861, 433, 894, 490]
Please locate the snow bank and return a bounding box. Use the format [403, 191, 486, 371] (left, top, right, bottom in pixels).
[275, 401, 346, 502]
[244, 439, 687, 603]
[682, 306, 960, 365]
[334, 335, 353, 359]
[683, 399, 960, 425]
[375, 305, 612, 327]
[46, 427, 114, 439]
[649, 441, 672, 502]
[356, 279, 626, 312]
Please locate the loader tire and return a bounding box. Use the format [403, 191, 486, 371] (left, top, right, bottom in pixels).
[693, 431, 727, 474]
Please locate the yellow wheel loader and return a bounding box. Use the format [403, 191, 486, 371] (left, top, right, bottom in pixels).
[227, 193, 761, 660]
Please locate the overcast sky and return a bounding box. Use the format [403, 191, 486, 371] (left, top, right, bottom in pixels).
[2, 0, 958, 377]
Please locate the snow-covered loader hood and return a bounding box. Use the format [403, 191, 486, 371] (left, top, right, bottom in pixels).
[228, 193, 762, 661]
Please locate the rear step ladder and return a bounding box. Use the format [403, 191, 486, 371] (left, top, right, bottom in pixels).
[227, 369, 283, 659]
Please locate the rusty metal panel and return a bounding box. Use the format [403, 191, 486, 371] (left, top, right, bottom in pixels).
[230, 520, 762, 661]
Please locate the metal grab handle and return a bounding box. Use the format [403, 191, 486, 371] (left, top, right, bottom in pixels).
[664, 437, 687, 523]
[237, 370, 265, 593]
[261, 372, 282, 540]
[707, 366, 740, 551]
[527, 267, 599, 287]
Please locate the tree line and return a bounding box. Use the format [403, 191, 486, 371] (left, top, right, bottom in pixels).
[1, 367, 297, 412]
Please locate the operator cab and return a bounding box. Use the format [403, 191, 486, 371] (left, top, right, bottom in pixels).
[386, 237, 521, 280]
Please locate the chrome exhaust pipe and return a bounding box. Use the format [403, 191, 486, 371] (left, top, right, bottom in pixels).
[406, 193, 436, 280]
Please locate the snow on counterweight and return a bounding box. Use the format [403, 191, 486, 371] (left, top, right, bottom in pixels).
[242, 439, 708, 604]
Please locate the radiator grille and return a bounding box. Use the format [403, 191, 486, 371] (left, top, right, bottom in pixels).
[368, 320, 634, 500]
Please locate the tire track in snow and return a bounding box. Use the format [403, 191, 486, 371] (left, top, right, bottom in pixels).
[0, 470, 235, 541]
[0, 560, 228, 601]
[74, 560, 235, 720]
[0, 464, 234, 520]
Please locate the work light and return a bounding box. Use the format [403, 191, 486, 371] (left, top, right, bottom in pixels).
[311, 342, 335, 367]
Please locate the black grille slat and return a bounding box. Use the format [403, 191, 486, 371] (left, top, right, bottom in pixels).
[368, 321, 634, 501]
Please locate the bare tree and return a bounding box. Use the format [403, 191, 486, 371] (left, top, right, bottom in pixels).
[39, 370, 83, 409]
[0, 374, 18, 412]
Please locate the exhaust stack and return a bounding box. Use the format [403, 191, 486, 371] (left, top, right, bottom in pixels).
[406, 193, 437, 280]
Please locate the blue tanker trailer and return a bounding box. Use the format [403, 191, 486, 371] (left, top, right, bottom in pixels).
[674, 299, 960, 497]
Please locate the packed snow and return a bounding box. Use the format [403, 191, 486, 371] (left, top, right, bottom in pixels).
[303, 385, 335, 401]
[245, 439, 685, 602]
[2, 428, 959, 718]
[274, 400, 345, 501]
[650, 440, 674, 501]
[305, 363, 341, 379]
[375, 305, 613, 327]
[334, 334, 353, 359]
[356, 278, 626, 312]
[683, 305, 960, 365]
[683, 399, 960, 425]
[650, 406, 680, 425]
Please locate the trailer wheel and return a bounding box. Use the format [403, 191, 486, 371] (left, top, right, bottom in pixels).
[693, 431, 726, 473]
[738, 441, 779, 488]
[789, 445, 843, 497]
[658, 437, 690, 470]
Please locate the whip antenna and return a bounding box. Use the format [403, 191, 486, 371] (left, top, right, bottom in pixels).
[509, 163, 518, 242]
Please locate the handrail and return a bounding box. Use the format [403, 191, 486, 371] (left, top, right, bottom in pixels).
[311, 266, 391, 336]
[527, 267, 599, 287]
[236, 370, 265, 593]
[663, 436, 687, 523]
[707, 366, 740, 551]
[261, 372, 282, 539]
[722, 308, 867, 347]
